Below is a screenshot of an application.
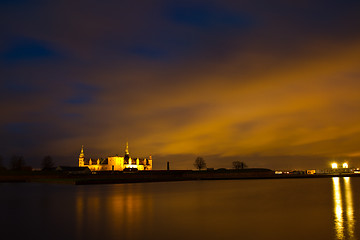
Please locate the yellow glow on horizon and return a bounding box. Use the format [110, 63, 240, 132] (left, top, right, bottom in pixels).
[343, 163, 348, 168]
[332, 163, 338, 169]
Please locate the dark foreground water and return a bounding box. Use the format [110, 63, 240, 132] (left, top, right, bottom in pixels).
[0, 177, 359, 240]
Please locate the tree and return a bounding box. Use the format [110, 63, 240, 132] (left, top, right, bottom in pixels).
[10, 155, 25, 170]
[42, 155, 54, 170]
[194, 157, 206, 170]
[0, 155, 6, 171]
[233, 161, 247, 170]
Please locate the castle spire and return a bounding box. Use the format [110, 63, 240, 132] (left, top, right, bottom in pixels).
[79, 145, 85, 167]
[79, 145, 84, 158]
[125, 142, 129, 155]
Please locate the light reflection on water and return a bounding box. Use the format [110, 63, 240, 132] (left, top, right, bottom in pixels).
[74, 185, 154, 239]
[2, 178, 360, 239]
[332, 177, 356, 240]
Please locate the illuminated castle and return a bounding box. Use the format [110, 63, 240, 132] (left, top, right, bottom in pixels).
[78, 142, 152, 171]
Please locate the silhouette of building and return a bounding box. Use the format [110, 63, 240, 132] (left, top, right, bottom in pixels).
[78, 142, 152, 171]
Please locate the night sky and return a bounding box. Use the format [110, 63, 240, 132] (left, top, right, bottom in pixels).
[1, 0, 360, 170]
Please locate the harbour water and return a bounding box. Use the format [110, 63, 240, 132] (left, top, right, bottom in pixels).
[1, 177, 358, 240]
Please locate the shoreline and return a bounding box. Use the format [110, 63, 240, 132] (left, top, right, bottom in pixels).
[1, 169, 359, 185]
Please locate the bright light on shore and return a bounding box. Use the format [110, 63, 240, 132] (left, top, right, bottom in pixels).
[343, 163, 348, 168]
[332, 163, 338, 169]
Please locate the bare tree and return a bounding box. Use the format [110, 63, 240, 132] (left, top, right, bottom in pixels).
[194, 157, 206, 170]
[0, 155, 6, 171]
[42, 155, 54, 170]
[232, 161, 247, 170]
[10, 155, 25, 170]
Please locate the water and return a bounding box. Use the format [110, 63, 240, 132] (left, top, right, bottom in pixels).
[0, 177, 358, 240]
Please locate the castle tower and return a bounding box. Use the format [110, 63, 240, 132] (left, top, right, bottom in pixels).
[79, 145, 85, 166]
[124, 142, 130, 163]
[148, 155, 153, 170]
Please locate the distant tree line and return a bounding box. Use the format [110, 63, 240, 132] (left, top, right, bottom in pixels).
[0, 155, 55, 171]
[192, 157, 247, 171]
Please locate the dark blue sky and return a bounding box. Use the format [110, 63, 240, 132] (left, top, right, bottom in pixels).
[1, 0, 360, 169]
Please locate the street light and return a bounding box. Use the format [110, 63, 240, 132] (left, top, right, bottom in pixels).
[332, 163, 338, 169]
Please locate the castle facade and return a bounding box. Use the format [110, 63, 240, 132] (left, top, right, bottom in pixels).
[78, 143, 152, 171]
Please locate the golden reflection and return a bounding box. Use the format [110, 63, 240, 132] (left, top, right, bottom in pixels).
[344, 177, 354, 239]
[74, 186, 153, 239]
[332, 177, 355, 240]
[333, 177, 344, 239]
